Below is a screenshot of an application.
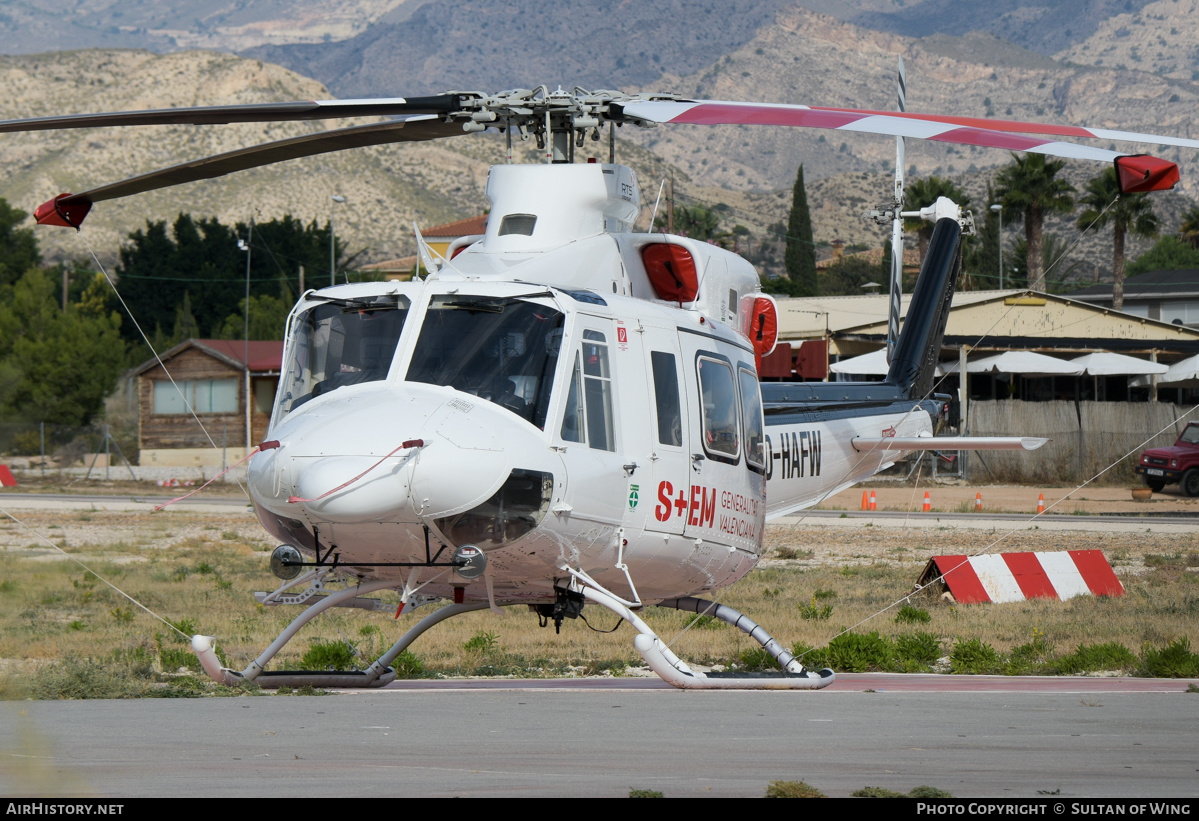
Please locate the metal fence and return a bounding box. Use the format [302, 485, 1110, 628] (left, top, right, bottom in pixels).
[0, 422, 139, 476]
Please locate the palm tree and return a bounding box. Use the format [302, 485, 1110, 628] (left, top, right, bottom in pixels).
[1076, 166, 1160, 312]
[994, 154, 1076, 291]
[903, 175, 970, 262]
[1179, 205, 1199, 249]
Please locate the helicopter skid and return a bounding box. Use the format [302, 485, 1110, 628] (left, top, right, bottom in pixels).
[580, 588, 835, 691]
[191, 578, 834, 691]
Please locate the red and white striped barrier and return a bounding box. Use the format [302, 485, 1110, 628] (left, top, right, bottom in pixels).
[919, 550, 1123, 604]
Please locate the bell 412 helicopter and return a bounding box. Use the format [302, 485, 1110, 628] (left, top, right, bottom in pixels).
[1, 78, 1188, 690]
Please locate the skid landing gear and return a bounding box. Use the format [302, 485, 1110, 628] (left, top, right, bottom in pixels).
[588, 590, 834, 690]
[192, 575, 833, 691]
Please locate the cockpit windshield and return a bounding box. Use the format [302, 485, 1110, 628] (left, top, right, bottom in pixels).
[406, 295, 565, 428]
[276, 295, 410, 421]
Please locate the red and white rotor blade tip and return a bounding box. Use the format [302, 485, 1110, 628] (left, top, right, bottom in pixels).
[621, 100, 1180, 191]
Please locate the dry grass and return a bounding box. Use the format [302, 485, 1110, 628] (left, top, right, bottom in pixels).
[1, 508, 1197, 695]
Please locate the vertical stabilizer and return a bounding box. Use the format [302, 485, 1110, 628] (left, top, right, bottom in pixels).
[885, 217, 960, 399]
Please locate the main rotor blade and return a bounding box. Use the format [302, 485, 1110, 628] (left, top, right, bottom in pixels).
[0, 95, 460, 133]
[618, 99, 1181, 192]
[35, 115, 460, 228]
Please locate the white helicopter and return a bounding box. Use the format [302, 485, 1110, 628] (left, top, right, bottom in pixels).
[2, 81, 1187, 690]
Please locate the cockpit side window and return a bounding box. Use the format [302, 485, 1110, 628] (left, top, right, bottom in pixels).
[406, 296, 564, 428]
[276, 296, 410, 421]
[582, 330, 615, 451]
[558, 329, 616, 451]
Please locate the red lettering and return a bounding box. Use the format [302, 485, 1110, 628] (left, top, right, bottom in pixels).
[655, 481, 673, 522]
[701, 487, 716, 528]
[688, 485, 701, 526]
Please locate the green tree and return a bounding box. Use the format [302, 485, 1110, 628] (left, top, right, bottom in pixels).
[784, 165, 817, 296]
[215, 291, 294, 341]
[658, 204, 730, 247]
[1126, 236, 1199, 278]
[115, 213, 341, 343]
[820, 255, 878, 296]
[903, 176, 970, 262]
[962, 185, 1003, 291]
[1011, 233, 1080, 291]
[0, 198, 41, 289]
[1179, 205, 1199, 249]
[0, 269, 125, 425]
[994, 154, 1076, 291]
[1076, 166, 1160, 311]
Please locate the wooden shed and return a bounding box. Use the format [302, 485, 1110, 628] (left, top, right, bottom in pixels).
[131, 339, 283, 468]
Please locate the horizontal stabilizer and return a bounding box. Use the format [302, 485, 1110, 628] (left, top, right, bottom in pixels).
[852, 436, 1049, 452]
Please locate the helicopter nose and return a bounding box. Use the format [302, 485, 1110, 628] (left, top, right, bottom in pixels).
[248, 385, 521, 525]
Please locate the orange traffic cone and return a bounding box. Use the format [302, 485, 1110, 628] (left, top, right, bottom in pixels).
[869, 490, 877, 511]
[922, 491, 931, 512]
[861, 490, 869, 511]
[1037, 493, 1045, 515]
[974, 492, 982, 512]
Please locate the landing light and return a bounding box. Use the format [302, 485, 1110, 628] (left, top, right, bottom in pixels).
[453, 545, 487, 580]
[270, 545, 303, 580]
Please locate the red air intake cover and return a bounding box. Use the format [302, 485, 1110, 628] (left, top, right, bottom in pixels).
[642, 243, 699, 303]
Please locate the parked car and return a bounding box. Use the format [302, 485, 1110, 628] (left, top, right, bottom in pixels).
[1136, 421, 1199, 495]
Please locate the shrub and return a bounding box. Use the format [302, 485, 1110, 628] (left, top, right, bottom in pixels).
[894, 632, 941, 670]
[738, 646, 781, 671]
[300, 640, 357, 671]
[852, 786, 909, 797]
[1052, 642, 1137, 675]
[894, 604, 931, 624]
[791, 643, 827, 671]
[463, 630, 499, 653]
[31, 657, 151, 700]
[766, 780, 826, 798]
[629, 789, 664, 798]
[950, 638, 1000, 674]
[824, 631, 893, 672]
[1140, 637, 1199, 678]
[798, 596, 833, 621]
[392, 650, 425, 678]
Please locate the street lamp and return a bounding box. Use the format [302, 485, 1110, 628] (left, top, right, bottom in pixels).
[330, 194, 346, 286]
[990, 203, 1003, 290]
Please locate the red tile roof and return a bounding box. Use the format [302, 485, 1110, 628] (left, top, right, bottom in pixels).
[422, 214, 488, 239]
[196, 339, 284, 371]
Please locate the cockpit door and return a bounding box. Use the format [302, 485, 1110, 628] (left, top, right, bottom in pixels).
[555, 315, 627, 525]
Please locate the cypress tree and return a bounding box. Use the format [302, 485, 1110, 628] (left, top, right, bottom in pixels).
[784, 165, 817, 296]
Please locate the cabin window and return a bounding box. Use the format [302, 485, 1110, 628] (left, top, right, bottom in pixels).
[698, 355, 739, 462]
[582, 330, 615, 451]
[651, 351, 682, 447]
[277, 295, 410, 419]
[153, 379, 238, 415]
[559, 331, 615, 451]
[407, 295, 564, 428]
[739, 366, 766, 472]
[498, 214, 537, 236]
